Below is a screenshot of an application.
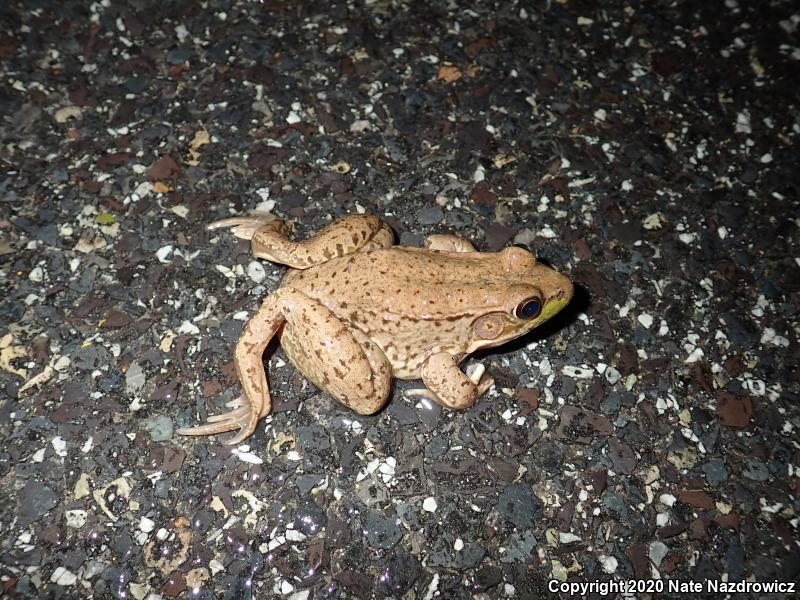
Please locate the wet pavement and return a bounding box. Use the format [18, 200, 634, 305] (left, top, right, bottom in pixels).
[1, 0, 798, 598]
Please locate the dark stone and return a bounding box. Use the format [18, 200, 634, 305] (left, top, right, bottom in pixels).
[17, 481, 59, 527]
[376, 551, 421, 596]
[362, 509, 402, 550]
[496, 483, 541, 530]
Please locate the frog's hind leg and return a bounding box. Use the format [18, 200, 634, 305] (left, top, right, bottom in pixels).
[208, 212, 393, 269]
[176, 289, 290, 445]
[280, 303, 392, 416]
[177, 287, 392, 444]
[423, 234, 477, 253]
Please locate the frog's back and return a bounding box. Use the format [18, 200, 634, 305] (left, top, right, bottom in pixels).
[282, 246, 506, 314]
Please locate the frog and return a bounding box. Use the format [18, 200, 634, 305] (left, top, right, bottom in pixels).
[177, 212, 573, 445]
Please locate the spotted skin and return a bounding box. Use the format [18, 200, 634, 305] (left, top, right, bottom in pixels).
[177, 213, 573, 444]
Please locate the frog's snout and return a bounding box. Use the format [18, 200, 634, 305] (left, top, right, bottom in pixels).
[556, 276, 574, 302]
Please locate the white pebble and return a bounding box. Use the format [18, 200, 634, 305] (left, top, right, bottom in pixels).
[637, 313, 654, 329]
[65, 509, 88, 529]
[54, 105, 83, 123]
[50, 567, 78, 586]
[177, 320, 200, 335]
[139, 517, 155, 533]
[53, 356, 72, 373]
[422, 497, 438, 512]
[286, 529, 307, 542]
[29, 266, 45, 282]
[51, 436, 67, 457]
[559, 532, 581, 544]
[735, 111, 751, 133]
[684, 347, 704, 363]
[598, 555, 618, 573]
[454, 538, 464, 551]
[233, 449, 263, 464]
[247, 261, 266, 283]
[350, 119, 370, 132]
[175, 24, 189, 42]
[538, 226, 557, 239]
[659, 493, 676, 507]
[561, 365, 595, 379]
[156, 245, 174, 263]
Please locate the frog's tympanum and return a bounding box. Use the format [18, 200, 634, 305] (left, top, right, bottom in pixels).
[177, 213, 573, 444]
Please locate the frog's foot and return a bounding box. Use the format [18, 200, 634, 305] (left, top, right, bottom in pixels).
[423, 234, 477, 253]
[406, 356, 494, 409]
[208, 212, 288, 241]
[175, 395, 256, 445]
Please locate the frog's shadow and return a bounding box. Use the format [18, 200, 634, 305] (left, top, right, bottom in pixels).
[472, 282, 591, 361]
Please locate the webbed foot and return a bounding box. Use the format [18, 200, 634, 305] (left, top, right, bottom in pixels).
[176, 394, 257, 446]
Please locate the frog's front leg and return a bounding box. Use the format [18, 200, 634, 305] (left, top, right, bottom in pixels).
[209, 212, 394, 268]
[406, 353, 494, 409]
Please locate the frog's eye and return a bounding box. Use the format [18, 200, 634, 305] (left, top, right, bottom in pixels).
[515, 297, 542, 320]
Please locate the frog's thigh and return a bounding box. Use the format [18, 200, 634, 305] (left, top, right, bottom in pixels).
[280, 300, 391, 415]
[412, 353, 494, 409]
[423, 234, 477, 253]
[253, 214, 394, 269]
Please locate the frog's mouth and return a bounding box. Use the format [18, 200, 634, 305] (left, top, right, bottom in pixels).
[537, 295, 571, 324]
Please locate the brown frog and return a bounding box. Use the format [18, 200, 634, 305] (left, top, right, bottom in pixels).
[177, 213, 573, 444]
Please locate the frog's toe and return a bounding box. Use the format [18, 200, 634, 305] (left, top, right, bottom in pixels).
[224, 396, 246, 409]
[207, 212, 284, 241]
[464, 363, 485, 384]
[405, 387, 440, 402]
[465, 363, 494, 393]
[205, 405, 248, 423]
[176, 402, 256, 445]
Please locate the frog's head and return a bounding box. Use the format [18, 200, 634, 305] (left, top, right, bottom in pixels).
[469, 246, 573, 351]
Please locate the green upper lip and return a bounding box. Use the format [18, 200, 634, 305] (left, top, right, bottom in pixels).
[539, 295, 570, 324]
